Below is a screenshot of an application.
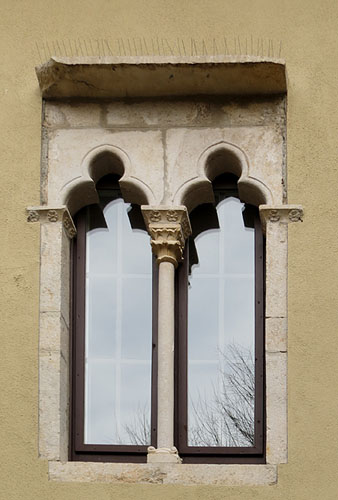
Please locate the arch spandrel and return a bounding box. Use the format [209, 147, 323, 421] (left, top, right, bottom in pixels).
[46, 129, 164, 216]
[173, 140, 274, 212]
[60, 144, 157, 216]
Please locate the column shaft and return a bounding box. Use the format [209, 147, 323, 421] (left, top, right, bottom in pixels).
[157, 261, 175, 449]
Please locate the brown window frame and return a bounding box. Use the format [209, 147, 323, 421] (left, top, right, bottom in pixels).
[70, 176, 158, 463]
[174, 175, 266, 464]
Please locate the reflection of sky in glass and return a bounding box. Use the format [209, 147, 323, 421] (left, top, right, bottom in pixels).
[84, 199, 152, 445]
[188, 197, 255, 447]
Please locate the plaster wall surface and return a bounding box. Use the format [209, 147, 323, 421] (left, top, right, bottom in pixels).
[1, 0, 338, 499]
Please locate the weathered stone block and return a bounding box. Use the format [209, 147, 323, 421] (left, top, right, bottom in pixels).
[266, 316, 287, 352]
[39, 351, 63, 460]
[45, 102, 101, 128]
[40, 223, 63, 313]
[49, 461, 277, 485]
[165, 125, 284, 209]
[47, 128, 164, 210]
[265, 221, 288, 318]
[266, 352, 287, 464]
[39, 311, 69, 360]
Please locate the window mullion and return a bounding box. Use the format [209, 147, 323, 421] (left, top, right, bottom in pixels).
[142, 206, 191, 464]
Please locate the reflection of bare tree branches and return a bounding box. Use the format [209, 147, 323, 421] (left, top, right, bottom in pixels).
[123, 403, 151, 445]
[116, 345, 254, 447]
[190, 344, 255, 447]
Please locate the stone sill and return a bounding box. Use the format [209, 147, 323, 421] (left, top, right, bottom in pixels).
[48, 461, 277, 486]
[36, 56, 286, 99]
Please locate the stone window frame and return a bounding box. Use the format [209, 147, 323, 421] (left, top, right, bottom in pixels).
[27, 56, 303, 486]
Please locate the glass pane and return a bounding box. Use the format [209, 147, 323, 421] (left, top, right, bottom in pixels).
[84, 198, 152, 445]
[188, 197, 255, 447]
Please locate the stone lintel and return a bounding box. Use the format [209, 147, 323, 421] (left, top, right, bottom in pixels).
[27, 206, 76, 239]
[259, 205, 303, 232]
[141, 206, 191, 267]
[36, 56, 287, 99]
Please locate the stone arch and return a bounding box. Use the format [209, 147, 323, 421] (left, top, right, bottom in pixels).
[173, 141, 273, 212]
[61, 144, 155, 215]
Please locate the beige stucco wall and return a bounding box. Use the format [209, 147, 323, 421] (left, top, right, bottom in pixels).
[1, 0, 337, 498]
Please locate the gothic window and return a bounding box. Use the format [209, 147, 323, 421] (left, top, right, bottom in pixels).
[175, 174, 264, 463]
[71, 174, 157, 462]
[32, 56, 298, 485]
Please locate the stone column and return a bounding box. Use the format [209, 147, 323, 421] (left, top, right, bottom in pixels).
[259, 205, 303, 465]
[27, 206, 76, 462]
[142, 206, 191, 464]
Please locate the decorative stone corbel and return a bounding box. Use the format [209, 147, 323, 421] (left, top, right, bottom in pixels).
[26, 206, 77, 239]
[259, 205, 303, 233]
[141, 206, 191, 267]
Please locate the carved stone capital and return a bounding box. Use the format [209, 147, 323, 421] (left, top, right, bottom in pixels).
[26, 206, 77, 239]
[147, 446, 182, 464]
[141, 206, 191, 268]
[259, 205, 303, 233]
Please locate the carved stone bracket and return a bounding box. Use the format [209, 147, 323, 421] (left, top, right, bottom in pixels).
[259, 205, 303, 233]
[26, 206, 77, 239]
[141, 206, 192, 267]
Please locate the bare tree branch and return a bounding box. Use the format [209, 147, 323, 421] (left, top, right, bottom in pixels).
[189, 343, 255, 447]
[123, 403, 151, 445]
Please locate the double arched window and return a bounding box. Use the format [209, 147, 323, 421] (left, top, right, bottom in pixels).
[33, 59, 297, 483]
[71, 169, 264, 464]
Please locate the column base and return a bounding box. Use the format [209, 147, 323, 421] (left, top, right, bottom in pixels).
[147, 446, 182, 464]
